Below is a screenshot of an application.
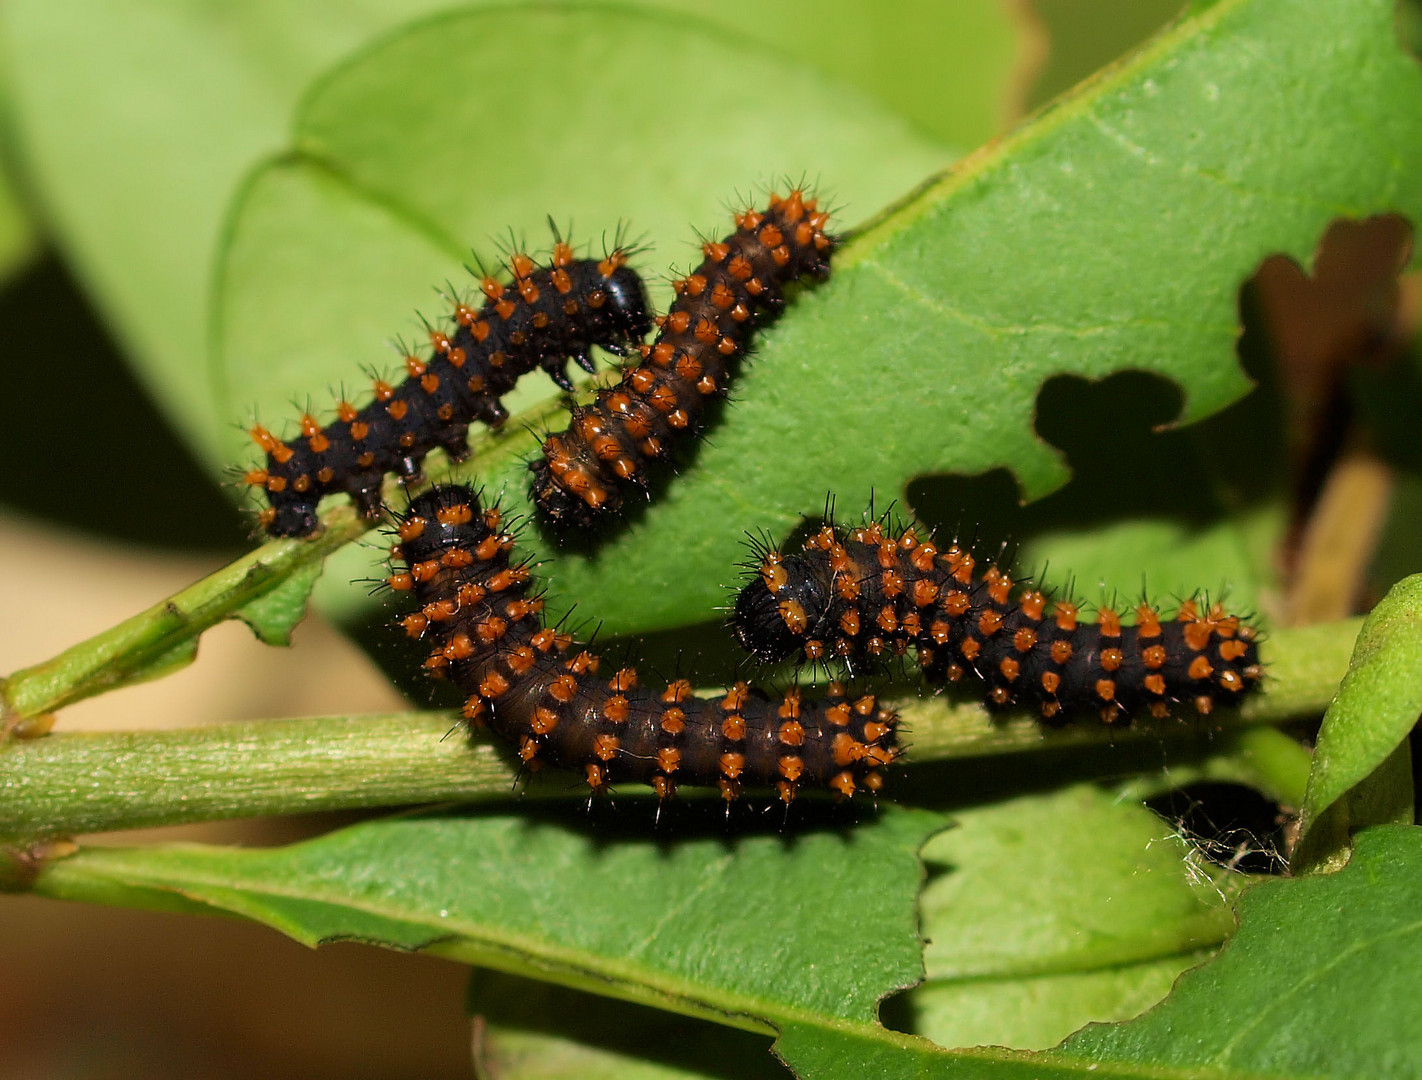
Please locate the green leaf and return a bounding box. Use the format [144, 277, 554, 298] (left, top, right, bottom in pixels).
[224, 0, 1422, 635]
[0, 0, 1024, 472]
[895, 785, 1240, 1051]
[214, 5, 959, 619]
[0, 0, 492, 461]
[467, 970, 785, 1080]
[633, 0, 1029, 148]
[29, 755, 1422, 1077]
[903, 954, 1213, 1055]
[513, 0, 1422, 637]
[919, 786, 1238, 980]
[0, 153, 38, 286]
[36, 807, 945, 1044]
[232, 557, 323, 646]
[1293, 574, 1422, 874]
[1055, 825, 1422, 1079]
[782, 825, 1422, 1077]
[116, 637, 200, 688]
[450, 790, 1265, 1070]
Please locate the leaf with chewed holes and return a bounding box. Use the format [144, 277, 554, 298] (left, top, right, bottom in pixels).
[1292, 574, 1422, 874]
[897, 785, 1242, 1052]
[775, 826, 1422, 1077]
[222, 0, 1422, 640]
[21, 722, 1422, 1078]
[502, 0, 1422, 639]
[1049, 825, 1422, 1080]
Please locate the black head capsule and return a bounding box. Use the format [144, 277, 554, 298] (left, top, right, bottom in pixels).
[730, 557, 829, 664]
[602, 263, 654, 347]
[399, 485, 486, 563]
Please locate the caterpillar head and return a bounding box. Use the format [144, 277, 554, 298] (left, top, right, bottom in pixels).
[601, 262, 655, 348]
[730, 553, 828, 664]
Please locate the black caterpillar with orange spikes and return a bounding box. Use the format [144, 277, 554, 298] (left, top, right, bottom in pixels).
[388, 485, 899, 805]
[731, 515, 1264, 724]
[245, 240, 652, 537]
[530, 190, 834, 527]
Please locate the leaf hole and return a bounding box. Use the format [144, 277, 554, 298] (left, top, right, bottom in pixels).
[908, 367, 1240, 553]
[1144, 781, 1289, 875]
[1244, 213, 1417, 623]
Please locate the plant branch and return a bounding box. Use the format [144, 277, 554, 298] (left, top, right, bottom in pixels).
[0, 395, 571, 730]
[0, 507, 366, 723]
[0, 712, 515, 841]
[0, 617, 1359, 843]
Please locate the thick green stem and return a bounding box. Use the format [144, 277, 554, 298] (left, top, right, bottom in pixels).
[0, 712, 516, 839]
[0, 618, 1359, 841]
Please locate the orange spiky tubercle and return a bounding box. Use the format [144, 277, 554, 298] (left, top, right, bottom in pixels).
[247, 242, 651, 537]
[731, 514, 1264, 725]
[529, 189, 835, 527]
[389, 485, 898, 804]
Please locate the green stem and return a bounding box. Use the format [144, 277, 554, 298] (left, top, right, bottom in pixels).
[0, 618, 1359, 842]
[0, 712, 515, 840]
[0, 507, 365, 722]
[0, 395, 570, 728]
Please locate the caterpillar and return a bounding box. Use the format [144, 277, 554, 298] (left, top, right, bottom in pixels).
[731, 515, 1264, 723]
[244, 238, 652, 537]
[530, 189, 834, 527]
[388, 485, 899, 804]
